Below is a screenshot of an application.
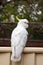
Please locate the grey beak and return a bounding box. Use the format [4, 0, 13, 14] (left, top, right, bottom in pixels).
[27, 22, 29, 25]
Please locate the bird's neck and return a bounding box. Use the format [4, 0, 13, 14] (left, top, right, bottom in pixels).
[17, 24, 28, 35]
[17, 24, 25, 29]
[17, 23, 26, 29]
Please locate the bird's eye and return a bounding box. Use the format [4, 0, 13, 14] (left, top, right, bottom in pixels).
[24, 22, 29, 24]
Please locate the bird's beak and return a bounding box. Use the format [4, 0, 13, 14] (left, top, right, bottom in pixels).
[16, 16, 20, 21]
[27, 22, 29, 24]
[27, 22, 29, 25]
[25, 22, 29, 25]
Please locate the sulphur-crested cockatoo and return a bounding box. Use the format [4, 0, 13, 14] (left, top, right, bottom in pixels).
[11, 17, 29, 62]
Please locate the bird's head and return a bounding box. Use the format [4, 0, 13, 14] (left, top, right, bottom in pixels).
[16, 16, 29, 29]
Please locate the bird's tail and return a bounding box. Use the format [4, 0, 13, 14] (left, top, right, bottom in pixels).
[11, 55, 21, 62]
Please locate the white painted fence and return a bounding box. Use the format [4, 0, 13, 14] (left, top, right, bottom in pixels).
[0, 47, 43, 65]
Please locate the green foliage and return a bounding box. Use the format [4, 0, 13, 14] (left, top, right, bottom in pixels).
[0, 0, 43, 23]
[0, 0, 43, 40]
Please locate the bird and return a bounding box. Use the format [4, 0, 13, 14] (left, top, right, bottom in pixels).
[11, 17, 29, 62]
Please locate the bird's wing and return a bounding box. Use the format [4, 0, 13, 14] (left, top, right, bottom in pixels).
[19, 31, 27, 47]
[15, 30, 28, 57]
[11, 28, 28, 47]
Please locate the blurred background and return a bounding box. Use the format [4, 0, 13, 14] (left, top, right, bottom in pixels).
[0, 0, 43, 43]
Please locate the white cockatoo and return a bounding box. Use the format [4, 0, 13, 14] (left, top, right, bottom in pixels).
[11, 17, 29, 62]
[10, 15, 15, 23]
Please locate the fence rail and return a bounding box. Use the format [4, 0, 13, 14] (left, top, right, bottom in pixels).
[0, 22, 43, 47]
